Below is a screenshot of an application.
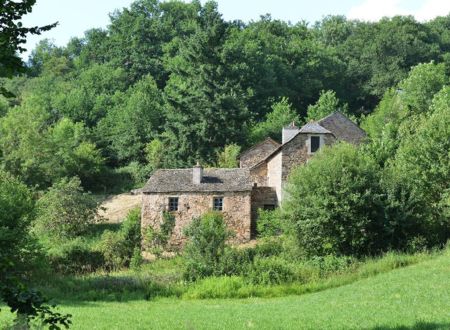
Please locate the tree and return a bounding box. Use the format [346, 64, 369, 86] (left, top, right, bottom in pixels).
[249, 97, 299, 144]
[384, 87, 450, 248]
[0, 170, 71, 328]
[33, 177, 98, 241]
[163, 1, 250, 166]
[216, 144, 240, 168]
[283, 143, 387, 257]
[306, 90, 349, 122]
[398, 62, 447, 115]
[183, 211, 231, 280]
[0, 0, 57, 95]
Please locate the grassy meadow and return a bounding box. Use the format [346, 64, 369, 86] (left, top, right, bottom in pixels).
[2, 248, 449, 329]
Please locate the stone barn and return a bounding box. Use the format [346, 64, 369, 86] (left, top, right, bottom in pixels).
[141, 112, 366, 248]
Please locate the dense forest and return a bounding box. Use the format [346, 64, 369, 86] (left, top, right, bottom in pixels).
[1, 1, 450, 327]
[1, 0, 450, 193]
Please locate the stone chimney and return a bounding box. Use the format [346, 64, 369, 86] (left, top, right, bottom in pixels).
[193, 162, 203, 184]
[282, 121, 299, 144]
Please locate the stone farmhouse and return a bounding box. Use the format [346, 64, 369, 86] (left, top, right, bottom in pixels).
[141, 112, 366, 248]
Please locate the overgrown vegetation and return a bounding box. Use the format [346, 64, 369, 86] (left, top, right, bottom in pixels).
[1, 0, 450, 327]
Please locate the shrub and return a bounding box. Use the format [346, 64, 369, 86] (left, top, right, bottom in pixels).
[48, 238, 104, 274]
[120, 207, 141, 258]
[218, 247, 255, 276]
[256, 208, 283, 237]
[99, 208, 142, 270]
[183, 212, 231, 281]
[130, 247, 143, 270]
[283, 143, 387, 257]
[247, 256, 297, 285]
[33, 176, 98, 241]
[144, 211, 175, 255]
[99, 230, 129, 271]
[305, 255, 356, 277]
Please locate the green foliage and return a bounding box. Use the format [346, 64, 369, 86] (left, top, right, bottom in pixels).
[383, 88, 450, 248]
[306, 90, 348, 122]
[216, 143, 241, 168]
[48, 238, 105, 274]
[130, 247, 144, 270]
[0, 0, 56, 96]
[398, 62, 447, 114]
[145, 138, 164, 171]
[0, 170, 35, 281]
[247, 257, 297, 285]
[283, 143, 387, 257]
[256, 208, 283, 237]
[183, 211, 232, 281]
[144, 211, 175, 256]
[162, 2, 251, 165]
[99, 208, 142, 271]
[0, 109, 104, 189]
[33, 177, 98, 241]
[250, 98, 299, 143]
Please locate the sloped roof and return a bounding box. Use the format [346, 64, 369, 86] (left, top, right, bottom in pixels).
[239, 137, 281, 168]
[249, 112, 365, 168]
[298, 122, 331, 134]
[317, 112, 366, 144]
[142, 168, 252, 193]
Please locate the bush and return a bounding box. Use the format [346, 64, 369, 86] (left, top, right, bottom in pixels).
[218, 247, 255, 276]
[48, 238, 105, 274]
[283, 143, 387, 257]
[144, 211, 175, 255]
[305, 255, 356, 277]
[130, 247, 143, 270]
[247, 256, 297, 285]
[256, 208, 283, 237]
[99, 208, 142, 271]
[120, 207, 141, 258]
[183, 212, 231, 281]
[33, 176, 98, 241]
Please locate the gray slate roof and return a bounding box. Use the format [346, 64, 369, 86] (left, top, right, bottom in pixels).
[143, 168, 252, 193]
[298, 122, 332, 134]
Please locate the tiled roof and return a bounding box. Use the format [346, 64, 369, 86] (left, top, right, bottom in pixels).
[298, 122, 332, 134]
[142, 168, 253, 193]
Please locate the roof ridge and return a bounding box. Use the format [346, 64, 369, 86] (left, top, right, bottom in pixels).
[239, 137, 281, 158]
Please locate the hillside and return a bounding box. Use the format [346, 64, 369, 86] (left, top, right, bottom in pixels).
[33, 251, 450, 329]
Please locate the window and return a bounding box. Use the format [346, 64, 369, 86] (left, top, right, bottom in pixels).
[310, 136, 321, 153]
[213, 197, 224, 211]
[263, 204, 276, 211]
[168, 197, 179, 211]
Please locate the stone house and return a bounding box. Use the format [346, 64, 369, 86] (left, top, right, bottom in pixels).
[141, 112, 366, 247]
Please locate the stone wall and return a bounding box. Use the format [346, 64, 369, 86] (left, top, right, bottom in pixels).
[249, 162, 268, 186]
[281, 133, 336, 182]
[240, 138, 279, 168]
[267, 151, 282, 202]
[141, 191, 251, 249]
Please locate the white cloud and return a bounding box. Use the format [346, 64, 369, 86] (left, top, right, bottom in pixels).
[348, 0, 450, 22]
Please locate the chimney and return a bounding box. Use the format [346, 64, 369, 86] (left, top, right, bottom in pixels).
[282, 121, 299, 144]
[193, 162, 203, 184]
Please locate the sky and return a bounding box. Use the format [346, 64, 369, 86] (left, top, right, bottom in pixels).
[20, 0, 450, 60]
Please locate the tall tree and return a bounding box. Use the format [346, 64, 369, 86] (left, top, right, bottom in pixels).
[163, 1, 250, 166]
[0, 0, 57, 95]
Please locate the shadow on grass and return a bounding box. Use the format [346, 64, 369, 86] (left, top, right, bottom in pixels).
[369, 321, 450, 330]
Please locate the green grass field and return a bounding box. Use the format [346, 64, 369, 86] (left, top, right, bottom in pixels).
[4, 251, 449, 329]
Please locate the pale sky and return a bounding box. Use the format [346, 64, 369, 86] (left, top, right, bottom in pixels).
[20, 0, 450, 60]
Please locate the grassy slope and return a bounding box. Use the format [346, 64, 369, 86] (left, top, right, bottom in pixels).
[44, 252, 450, 330]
